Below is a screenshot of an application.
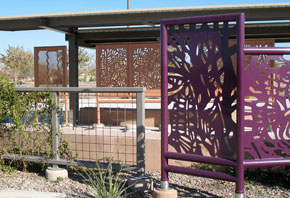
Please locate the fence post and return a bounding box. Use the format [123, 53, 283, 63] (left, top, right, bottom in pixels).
[51, 92, 60, 167]
[136, 90, 145, 175]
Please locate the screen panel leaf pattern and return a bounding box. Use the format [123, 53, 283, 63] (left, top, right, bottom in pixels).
[97, 47, 128, 87]
[97, 43, 160, 89]
[243, 54, 290, 159]
[132, 45, 161, 89]
[167, 22, 238, 159]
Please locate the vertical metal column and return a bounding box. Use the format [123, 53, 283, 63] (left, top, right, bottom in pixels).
[51, 92, 60, 166]
[136, 90, 145, 175]
[68, 32, 79, 126]
[160, 22, 169, 189]
[236, 13, 246, 198]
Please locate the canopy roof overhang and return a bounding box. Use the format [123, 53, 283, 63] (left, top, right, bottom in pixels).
[75, 22, 290, 48]
[1, 3, 290, 47]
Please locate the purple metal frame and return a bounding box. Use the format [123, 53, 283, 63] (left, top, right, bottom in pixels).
[161, 12, 290, 196]
[161, 13, 245, 194]
[242, 47, 290, 166]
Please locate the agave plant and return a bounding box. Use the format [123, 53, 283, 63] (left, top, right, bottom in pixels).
[79, 158, 132, 198]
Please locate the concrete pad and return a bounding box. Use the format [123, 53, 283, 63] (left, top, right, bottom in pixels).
[153, 188, 177, 198]
[45, 167, 68, 181]
[0, 190, 66, 198]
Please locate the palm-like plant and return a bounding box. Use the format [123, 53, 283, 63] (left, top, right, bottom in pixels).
[79, 158, 131, 198]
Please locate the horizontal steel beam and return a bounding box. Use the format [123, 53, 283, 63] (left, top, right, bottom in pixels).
[39, 26, 72, 34]
[14, 87, 146, 93]
[1, 154, 139, 172]
[243, 158, 290, 167]
[164, 164, 237, 182]
[76, 28, 160, 41]
[39, 19, 73, 33]
[244, 47, 290, 55]
[74, 23, 290, 46]
[164, 152, 237, 167]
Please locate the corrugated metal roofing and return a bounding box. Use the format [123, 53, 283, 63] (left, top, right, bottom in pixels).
[0, 3, 290, 21]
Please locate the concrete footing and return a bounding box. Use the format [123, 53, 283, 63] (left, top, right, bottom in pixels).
[127, 175, 153, 192]
[45, 167, 68, 181]
[153, 188, 178, 198]
[235, 193, 244, 198]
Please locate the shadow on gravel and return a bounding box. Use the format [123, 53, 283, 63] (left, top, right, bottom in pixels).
[126, 177, 223, 198]
[67, 168, 224, 198]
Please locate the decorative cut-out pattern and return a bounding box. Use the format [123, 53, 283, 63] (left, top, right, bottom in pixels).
[132, 45, 160, 89]
[244, 54, 290, 159]
[230, 40, 274, 75]
[167, 22, 238, 159]
[34, 46, 67, 87]
[97, 47, 128, 87]
[96, 43, 160, 89]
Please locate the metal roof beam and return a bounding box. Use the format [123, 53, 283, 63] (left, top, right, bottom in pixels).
[38, 19, 73, 34]
[0, 19, 42, 31]
[0, 4, 290, 31]
[77, 28, 159, 40]
[74, 23, 290, 45]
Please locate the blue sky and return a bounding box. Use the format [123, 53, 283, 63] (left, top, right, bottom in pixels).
[0, 0, 289, 54]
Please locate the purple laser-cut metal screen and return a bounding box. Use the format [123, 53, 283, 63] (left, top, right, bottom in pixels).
[166, 18, 238, 159]
[161, 13, 245, 195]
[161, 12, 290, 197]
[243, 52, 290, 160]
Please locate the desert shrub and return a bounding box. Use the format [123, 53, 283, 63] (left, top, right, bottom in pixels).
[78, 158, 132, 198]
[0, 76, 74, 169]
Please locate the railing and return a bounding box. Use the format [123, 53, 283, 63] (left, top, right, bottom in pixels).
[1, 87, 146, 173]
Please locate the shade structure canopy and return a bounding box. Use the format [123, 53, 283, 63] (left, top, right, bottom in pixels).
[1, 3, 290, 47]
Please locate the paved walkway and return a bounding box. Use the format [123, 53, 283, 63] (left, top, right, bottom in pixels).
[0, 190, 65, 198]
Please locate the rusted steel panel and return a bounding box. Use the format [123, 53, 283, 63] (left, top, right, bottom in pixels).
[34, 46, 67, 87]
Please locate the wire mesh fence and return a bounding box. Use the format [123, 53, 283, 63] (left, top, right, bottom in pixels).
[61, 92, 137, 166]
[1, 87, 145, 173]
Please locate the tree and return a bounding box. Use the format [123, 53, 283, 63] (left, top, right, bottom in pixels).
[0, 45, 33, 84]
[78, 48, 95, 82]
[78, 48, 91, 68]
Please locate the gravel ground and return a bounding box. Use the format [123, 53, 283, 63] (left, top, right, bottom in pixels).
[0, 169, 289, 198]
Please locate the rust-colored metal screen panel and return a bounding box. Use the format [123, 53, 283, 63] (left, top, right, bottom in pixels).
[96, 43, 160, 90]
[34, 46, 67, 87]
[131, 43, 160, 89]
[229, 39, 275, 47]
[96, 45, 129, 87]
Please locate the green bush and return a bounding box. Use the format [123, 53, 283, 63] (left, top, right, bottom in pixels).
[0, 159, 16, 174]
[0, 76, 54, 157]
[0, 76, 75, 169]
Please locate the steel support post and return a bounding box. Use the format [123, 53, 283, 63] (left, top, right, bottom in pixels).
[68, 32, 79, 126]
[136, 91, 145, 175]
[51, 92, 60, 167]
